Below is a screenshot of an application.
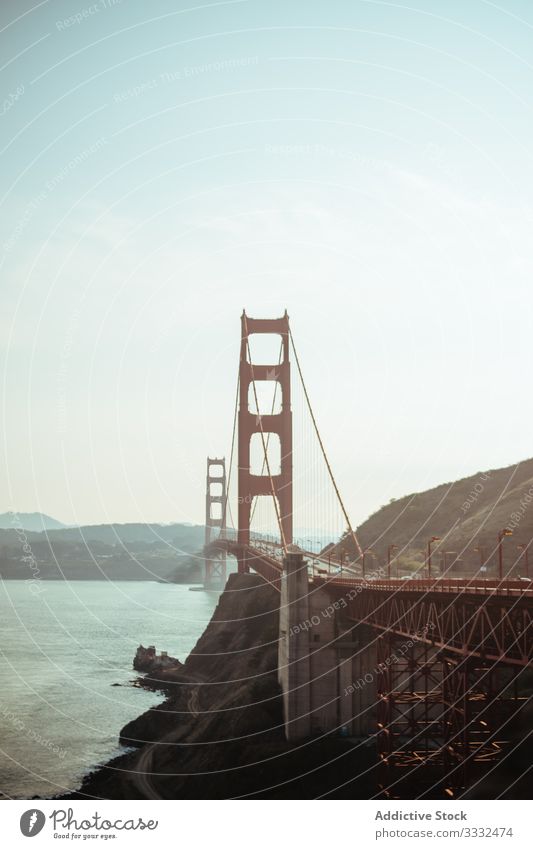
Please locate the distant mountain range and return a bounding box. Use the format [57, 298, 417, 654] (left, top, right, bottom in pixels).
[0, 519, 205, 582]
[0, 512, 67, 531]
[9, 454, 533, 581]
[339, 457, 533, 576]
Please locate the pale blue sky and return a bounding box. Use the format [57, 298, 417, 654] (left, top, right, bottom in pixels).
[2, 0, 533, 528]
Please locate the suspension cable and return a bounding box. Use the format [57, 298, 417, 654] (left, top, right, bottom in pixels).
[245, 319, 287, 552]
[288, 324, 363, 560]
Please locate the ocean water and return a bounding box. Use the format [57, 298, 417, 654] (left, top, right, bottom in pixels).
[0, 580, 219, 799]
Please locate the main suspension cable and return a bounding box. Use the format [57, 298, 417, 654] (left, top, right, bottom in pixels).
[288, 324, 363, 560]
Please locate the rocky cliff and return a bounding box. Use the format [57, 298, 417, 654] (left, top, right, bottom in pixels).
[69, 573, 377, 799]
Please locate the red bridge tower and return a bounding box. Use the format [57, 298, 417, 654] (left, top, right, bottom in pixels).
[204, 457, 227, 589]
[238, 310, 293, 571]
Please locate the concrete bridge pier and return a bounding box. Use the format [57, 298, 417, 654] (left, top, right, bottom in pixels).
[338, 624, 378, 738]
[278, 551, 378, 742]
[278, 550, 312, 740]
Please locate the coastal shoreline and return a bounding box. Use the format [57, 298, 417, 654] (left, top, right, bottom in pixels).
[65, 573, 378, 800]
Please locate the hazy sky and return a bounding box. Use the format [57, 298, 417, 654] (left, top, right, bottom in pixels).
[2, 0, 533, 529]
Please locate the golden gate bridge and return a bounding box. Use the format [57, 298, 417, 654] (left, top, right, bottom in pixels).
[203, 310, 532, 798]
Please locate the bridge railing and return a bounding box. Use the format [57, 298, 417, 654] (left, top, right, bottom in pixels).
[219, 527, 237, 541]
[246, 538, 364, 578]
[214, 533, 533, 597]
[325, 576, 533, 596]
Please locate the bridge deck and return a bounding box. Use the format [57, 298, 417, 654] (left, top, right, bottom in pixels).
[210, 540, 533, 667]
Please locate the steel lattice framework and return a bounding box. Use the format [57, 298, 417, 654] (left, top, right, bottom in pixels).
[336, 580, 533, 668]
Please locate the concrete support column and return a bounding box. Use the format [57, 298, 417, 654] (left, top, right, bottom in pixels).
[342, 625, 378, 737]
[278, 551, 311, 741]
[338, 625, 378, 737]
[278, 552, 379, 742]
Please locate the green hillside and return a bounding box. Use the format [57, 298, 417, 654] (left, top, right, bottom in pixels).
[339, 458, 533, 577]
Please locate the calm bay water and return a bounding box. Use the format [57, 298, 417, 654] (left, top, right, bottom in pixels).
[0, 580, 218, 799]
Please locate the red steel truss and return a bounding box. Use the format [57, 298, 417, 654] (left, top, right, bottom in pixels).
[374, 633, 525, 796]
[340, 582, 533, 667]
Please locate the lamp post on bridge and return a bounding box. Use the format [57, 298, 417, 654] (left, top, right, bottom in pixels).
[473, 544, 487, 577]
[362, 548, 375, 579]
[498, 528, 513, 581]
[517, 543, 530, 579]
[387, 544, 398, 580]
[427, 536, 441, 580]
[444, 551, 459, 576]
